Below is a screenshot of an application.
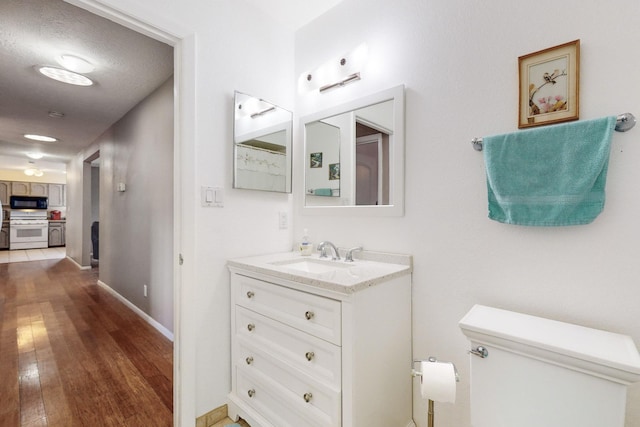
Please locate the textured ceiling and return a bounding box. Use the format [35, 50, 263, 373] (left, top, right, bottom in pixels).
[0, 0, 342, 175]
[0, 0, 174, 172]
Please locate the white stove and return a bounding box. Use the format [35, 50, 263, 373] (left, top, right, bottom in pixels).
[9, 209, 49, 250]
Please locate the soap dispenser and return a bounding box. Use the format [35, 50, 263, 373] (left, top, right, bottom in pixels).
[299, 229, 312, 256]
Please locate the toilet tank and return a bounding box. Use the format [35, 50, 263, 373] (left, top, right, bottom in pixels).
[459, 305, 640, 427]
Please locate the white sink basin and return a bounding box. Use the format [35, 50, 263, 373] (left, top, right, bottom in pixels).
[271, 258, 350, 274]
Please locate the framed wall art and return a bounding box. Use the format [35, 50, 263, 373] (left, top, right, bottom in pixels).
[329, 163, 340, 180]
[310, 152, 323, 168]
[518, 39, 580, 128]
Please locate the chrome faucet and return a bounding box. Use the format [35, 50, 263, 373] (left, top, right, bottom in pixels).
[345, 246, 362, 262]
[318, 241, 340, 260]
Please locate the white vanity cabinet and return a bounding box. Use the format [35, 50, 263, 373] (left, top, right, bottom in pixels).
[228, 252, 414, 427]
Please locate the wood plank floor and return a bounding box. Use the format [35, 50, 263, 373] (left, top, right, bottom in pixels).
[0, 257, 173, 426]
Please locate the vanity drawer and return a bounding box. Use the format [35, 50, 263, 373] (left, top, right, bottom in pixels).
[235, 305, 341, 387]
[237, 336, 341, 425]
[237, 368, 337, 427]
[233, 273, 341, 345]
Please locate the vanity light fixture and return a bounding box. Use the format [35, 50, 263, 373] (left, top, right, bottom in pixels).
[24, 134, 58, 142]
[37, 65, 94, 86]
[300, 43, 368, 94]
[319, 72, 361, 93]
[250, 106, 276, 118]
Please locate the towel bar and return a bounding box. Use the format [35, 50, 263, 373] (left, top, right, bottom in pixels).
[470, 113, 636, 151]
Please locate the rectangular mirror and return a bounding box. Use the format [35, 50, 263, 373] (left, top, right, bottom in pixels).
[233, 91, 293, 193]
[302, 85, 404, 216]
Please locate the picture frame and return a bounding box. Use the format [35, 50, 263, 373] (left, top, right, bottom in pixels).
[518, 39, 580, 128]
[329, 163, 340, 180]
[310, 152, 322, 168]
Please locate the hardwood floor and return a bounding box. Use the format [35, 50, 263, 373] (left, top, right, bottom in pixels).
[0, 257, 173, 426]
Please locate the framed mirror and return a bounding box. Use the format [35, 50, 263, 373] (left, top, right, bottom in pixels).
[233, 91, 293, 193]
[302, 85, 405, 216]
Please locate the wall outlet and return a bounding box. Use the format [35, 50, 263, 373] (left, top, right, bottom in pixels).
[143, 284, 148, 297]
[278, 211, 288, 229]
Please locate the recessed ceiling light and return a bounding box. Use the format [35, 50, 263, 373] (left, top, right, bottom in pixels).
[37, 66, 94, 86]
[24, 134, 58, 142]
[26, 152, 44, 159]
[57, 54, 95, 73]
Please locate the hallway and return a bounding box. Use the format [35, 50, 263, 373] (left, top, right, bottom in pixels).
[0, 258, 173, 426]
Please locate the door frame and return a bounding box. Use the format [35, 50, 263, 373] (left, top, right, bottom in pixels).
[64, 1, 196, 425]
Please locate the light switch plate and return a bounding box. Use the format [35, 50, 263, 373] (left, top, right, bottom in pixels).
[201, 186, 223, 207]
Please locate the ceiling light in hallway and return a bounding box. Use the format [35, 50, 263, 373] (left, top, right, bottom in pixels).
[24, 134, 58, 142]
[56, 54, 95, 73]
[37, 66, 94, 86]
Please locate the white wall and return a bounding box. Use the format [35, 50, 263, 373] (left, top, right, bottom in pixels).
[294, 1, 640, 426]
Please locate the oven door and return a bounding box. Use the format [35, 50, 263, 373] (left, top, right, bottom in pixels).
[10, 221, 49, 250]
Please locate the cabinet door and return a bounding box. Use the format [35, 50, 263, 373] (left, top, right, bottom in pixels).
[30, 183, 48, 197]
[0, 225, 8, 249]
[49, 225, 63, 247]
[61, 223, 65, 245]
[48, 184, 65, 207]
[11, 182, 30, 196]
[0, 181, 10, 205]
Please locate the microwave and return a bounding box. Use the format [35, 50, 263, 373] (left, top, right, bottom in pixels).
[10, 195, 48, 210]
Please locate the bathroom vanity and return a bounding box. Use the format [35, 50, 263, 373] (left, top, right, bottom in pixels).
[227, 251, 414, 427]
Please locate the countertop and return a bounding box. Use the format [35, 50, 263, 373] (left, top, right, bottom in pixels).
[48, 219, 66, 223]
[228, 250, 412, 295]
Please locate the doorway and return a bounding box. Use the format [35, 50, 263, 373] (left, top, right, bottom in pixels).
[65, 0, 193, 424]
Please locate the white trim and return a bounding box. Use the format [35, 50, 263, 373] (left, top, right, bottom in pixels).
[98, 280, 174, 341]
[66, 255, 92, 270]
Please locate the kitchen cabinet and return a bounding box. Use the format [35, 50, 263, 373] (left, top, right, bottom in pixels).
[48, 184, 65, 207]
[11, 182, 30, 196]
[2, 181, 65, 207]
[0, 181, 9, 205]
[30, 183, 49, 197]
[11, 181, 48, 197]
[228, 257, 413, 427]
[48, 222, 65, 247]
[0, 222, 9, 249]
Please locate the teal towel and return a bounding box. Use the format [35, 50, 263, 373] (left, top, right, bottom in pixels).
[483, 116, 616, 226]
[314, 188, 333, 196]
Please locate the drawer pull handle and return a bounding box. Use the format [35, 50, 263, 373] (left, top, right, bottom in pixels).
[303, 392, 313, 403]
[247, 323, 255, 332]
[246, 291, 255, 299]
[305, 311, 315, 320]
[245, 356, 254, 365]
[305, 351, 315, 361]
[248, 389, 255, 398]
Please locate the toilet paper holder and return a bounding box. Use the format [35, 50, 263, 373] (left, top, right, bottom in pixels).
[412, 357, 460, 382]
[412, 357, 459, 427]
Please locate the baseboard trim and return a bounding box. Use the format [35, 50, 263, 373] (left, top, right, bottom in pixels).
[196, 404, 228, 427]
[96, 280, 174, 341]
[66, 255, 91, 270]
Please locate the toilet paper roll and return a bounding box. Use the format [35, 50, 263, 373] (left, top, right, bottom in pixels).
[420, 360, 457, 403]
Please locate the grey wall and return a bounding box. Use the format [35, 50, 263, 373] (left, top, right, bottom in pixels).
[101, 76, 174, 332]
[68, 76, 174, 333]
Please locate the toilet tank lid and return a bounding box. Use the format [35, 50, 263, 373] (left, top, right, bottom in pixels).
[459, 305, 640, 385]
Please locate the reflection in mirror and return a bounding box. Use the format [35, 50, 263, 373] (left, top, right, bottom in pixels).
[302, 85, 404, 215]
[233, 91, 292, 193]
